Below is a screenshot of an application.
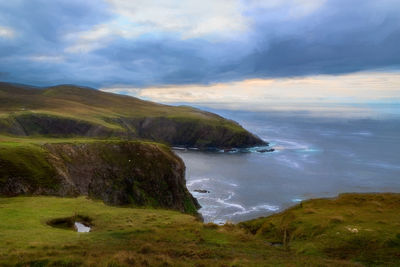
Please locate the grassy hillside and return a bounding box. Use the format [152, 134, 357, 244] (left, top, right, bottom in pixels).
[0, 196, 381, 267]
[0, 82, 265, 148]
[240, 193, 400, 266]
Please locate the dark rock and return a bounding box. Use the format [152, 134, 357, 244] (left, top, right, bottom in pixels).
[194, 189, 210, 193]
[257, 148, 275, 153]
[224, 148, 238, 153]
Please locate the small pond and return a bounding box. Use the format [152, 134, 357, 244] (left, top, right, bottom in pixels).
[47, 215, 93, 233]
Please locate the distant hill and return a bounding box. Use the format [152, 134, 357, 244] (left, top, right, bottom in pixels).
[0, 82, 265, 148]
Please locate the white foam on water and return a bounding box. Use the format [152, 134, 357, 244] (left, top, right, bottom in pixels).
[352, 131, 372, 136]
[272, 139, 309, 150]
[231, 204, 280, 216]
[199, 205, 220, 216]
[291, 198, 303, 202]
[296, 148, 322, 153]
[366, 161, 400, 170]
[216, 198, 245, 211]
[275, 155, 301, 169]
[186, 178, 210, 187]
[223, 191, 235, 201]
[214, 219, 227, 225]
[190, 194, 207, 200]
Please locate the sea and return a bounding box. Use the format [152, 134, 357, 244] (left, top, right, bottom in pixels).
[175, 105, 400, 224]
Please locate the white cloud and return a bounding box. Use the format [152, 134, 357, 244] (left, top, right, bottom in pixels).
[246, 0, 326, 18]
[101, 72, 400, 110]
[0, 25, 15, 38]
[28, 55, 64, 63]
[106, 0, 248, 39]
[64, 0, 328, 54]
[65, 0, 250, 53]
[64, 24, 114, 53]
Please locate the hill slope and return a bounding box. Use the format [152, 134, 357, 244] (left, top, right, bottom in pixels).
[0, 82, 266, 148]
[1, 194, 399, 266]
[239, 193, 400, 266]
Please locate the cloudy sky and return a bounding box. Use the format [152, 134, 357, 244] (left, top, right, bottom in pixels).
[0, 0, 399, 110]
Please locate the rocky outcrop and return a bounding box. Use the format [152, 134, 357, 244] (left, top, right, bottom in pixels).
[0, 141, 199, 214]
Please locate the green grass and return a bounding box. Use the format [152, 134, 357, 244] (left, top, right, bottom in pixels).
[0, 196, 331, 267]
[0, 142, 58, 189]
[1, 194, 399, 266]
[0, 135, 167, 147]
[0, 82, 262, 148]
[0, 83, 246, 135]
[239, 193, 400, 266]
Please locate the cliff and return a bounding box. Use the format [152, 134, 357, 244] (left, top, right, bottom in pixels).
[0, 82, 266, 148]
[0, 140, 199, 214]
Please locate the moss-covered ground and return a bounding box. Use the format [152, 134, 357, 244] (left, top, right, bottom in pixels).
[1, 194, 399, 266]
[240, 193, 400, 266]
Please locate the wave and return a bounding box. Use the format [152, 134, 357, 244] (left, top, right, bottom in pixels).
[187, 177, 240, 190]
[275, 155, 301, 168]
[271, 139, 309, 150]
[352, 131, 372, 136]
[216, 197, 245, 211]
[186, 178, 210, 187]
[231, 204, 279, 216]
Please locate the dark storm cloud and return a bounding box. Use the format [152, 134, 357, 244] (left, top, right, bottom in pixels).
[234, 0, 400, 79]
[0, 0, 399, 87]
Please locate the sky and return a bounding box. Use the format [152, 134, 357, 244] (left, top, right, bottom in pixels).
[0, 0, 399, 112]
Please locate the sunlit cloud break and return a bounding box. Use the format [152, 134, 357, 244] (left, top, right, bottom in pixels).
[0, 25, 15, 38]
[101, 72, 400, 108]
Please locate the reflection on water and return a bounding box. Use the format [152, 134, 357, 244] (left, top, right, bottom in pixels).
[177, 110, 400, 223]
[75, 222, 91, 233]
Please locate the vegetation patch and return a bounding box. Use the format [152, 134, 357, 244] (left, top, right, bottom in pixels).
[239, 193, 400, 265]
[0, 142, 58, 192]
[1, 195, 399, 266]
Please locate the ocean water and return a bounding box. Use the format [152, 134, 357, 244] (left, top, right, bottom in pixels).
[176, 109, 400, 224]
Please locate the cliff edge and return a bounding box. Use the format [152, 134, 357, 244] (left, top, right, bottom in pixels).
[0, 140, 199, 214]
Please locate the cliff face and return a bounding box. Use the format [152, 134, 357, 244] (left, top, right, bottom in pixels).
[0, 113, 266, 148]
[0, 141, 199, 214]
[0, 82, 267, 148]
[114, 117, 265, 148]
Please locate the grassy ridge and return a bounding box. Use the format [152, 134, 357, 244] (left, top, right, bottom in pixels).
[0, 196, 372, 267]
[239, 193, 400, 266]
[0, 83, 261, 148]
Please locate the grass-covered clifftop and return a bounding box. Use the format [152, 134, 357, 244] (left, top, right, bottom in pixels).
[0, 137, 199, 214]
[1, 194, 399, 266]
[240, 193, 400, 266]
[0, 82, 265, 148]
